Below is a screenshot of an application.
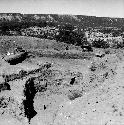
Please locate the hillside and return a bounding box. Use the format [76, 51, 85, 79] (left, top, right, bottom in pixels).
[0, 13, 123, 50]
[1, 35, 124, 125]
[0, 13, 124, 29]
[0, 14, 124, 125]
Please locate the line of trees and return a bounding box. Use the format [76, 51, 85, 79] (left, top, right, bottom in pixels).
[0, 20, 124, 50]
[0, 20, 53, 35]
[55, 24, 85, 45]
[0, 21, 88, 47]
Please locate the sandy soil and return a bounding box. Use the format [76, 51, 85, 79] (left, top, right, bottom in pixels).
[0, 36, 124, 125]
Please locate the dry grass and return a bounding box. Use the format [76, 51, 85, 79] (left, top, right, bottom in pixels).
[0, 36, 94, 60]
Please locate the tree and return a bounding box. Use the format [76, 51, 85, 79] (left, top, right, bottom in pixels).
[56, 24, 85, 46]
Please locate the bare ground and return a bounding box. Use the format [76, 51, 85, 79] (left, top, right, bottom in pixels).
[0, 36, 124, 125]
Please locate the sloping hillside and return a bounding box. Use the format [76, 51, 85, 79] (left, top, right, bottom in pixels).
[0, 13, 124, 29]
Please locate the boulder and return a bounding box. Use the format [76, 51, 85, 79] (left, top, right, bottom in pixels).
[4, 52, 29, 65]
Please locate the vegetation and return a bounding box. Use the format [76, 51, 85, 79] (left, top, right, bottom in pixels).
[0, 13, 124, 50]
[92, 39, 110, 48]
[55, 24, 84, 45]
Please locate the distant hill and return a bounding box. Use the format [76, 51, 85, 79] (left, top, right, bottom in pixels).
[0, 13, 124, 29]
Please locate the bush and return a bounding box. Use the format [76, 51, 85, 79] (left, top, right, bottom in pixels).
[55, 24, 85, 45]
[111, 39, 124, 49]
[92, 39, 110, 48]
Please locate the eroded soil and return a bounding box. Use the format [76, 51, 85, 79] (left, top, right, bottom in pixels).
[0, 36, 124, 125]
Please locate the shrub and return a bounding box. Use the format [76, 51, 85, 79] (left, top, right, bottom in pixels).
[111, 38, 124, 49]
[92, 39, 110, 48]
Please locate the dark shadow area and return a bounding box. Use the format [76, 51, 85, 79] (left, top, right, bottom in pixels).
[0, 82, 11, 92]
[68, 92, 82, 100]
[23, 77, 37, 124]
[70, 77, 76, 85]
[5, 52, 29, 65]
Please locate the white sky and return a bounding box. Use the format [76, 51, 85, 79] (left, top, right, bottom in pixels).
[0, 0, 124, 18]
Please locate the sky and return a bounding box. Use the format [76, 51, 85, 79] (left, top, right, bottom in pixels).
[0, 0, 124, 18]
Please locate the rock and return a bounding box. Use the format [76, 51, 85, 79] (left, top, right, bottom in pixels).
[4, 52, 29, 65]
[67, 90, 83, 101]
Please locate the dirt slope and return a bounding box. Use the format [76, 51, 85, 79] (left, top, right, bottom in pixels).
[0, 36, 124, 125]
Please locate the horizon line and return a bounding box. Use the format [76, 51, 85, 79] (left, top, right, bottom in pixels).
[0, 12, 124, 19]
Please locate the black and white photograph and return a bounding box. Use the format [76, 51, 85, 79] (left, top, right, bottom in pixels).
[0, 0, 124, 124]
